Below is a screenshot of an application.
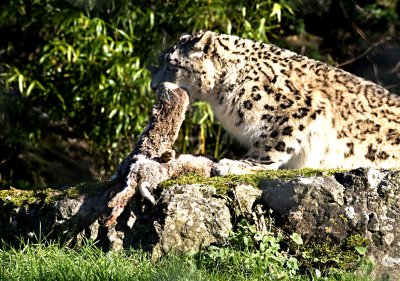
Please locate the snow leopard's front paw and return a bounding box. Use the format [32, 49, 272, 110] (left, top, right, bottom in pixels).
[212, 158, 279, 176]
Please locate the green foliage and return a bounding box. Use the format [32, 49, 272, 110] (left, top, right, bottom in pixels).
[0, 0, 300, 186]
[196, 218, 373, 280]
[2, 3, 152, 158]
[290, 232, 304, 246]
[198, 219, 300, 280]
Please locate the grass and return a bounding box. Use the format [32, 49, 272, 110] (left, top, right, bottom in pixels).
[0, 240, 217, 281]
[0, 239, 373, 281]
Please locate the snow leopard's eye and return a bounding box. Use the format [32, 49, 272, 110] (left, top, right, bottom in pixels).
[165, 53, 179, 67]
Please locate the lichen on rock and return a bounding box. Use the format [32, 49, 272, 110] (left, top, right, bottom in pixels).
[261, 168, 400, 280]
[152, 184, 232, 259]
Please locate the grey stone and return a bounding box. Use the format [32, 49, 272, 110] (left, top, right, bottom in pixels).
[260, 168, 400, 280]
[232, 184, 262, 217]
[152, 184, 232, 259]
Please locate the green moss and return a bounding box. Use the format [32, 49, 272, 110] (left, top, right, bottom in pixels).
[339, 213, 349, 223]
[61, 181, 113, 198]
[346, 234, 369, 249]
[300, 234, 370, 271]
[0, 181, 114, 207]
[159, 173, 262, 195]
[160, 168, 345, 194]
[0, 188, 53, 207]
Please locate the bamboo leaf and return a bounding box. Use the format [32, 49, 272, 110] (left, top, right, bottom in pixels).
[18, 74, 24, 93]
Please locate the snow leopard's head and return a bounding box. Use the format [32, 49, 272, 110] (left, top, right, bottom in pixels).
[149, 31, 236, 99]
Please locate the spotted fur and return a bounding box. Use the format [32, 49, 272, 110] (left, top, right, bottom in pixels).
[149, 31, 400, 169]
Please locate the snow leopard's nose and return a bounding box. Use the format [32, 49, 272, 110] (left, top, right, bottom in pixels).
[150, 82, 158, 91]
[147, 65, 160, 91]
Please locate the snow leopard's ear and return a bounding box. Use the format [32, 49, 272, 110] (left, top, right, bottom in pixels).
[194, 31, 215, 54]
